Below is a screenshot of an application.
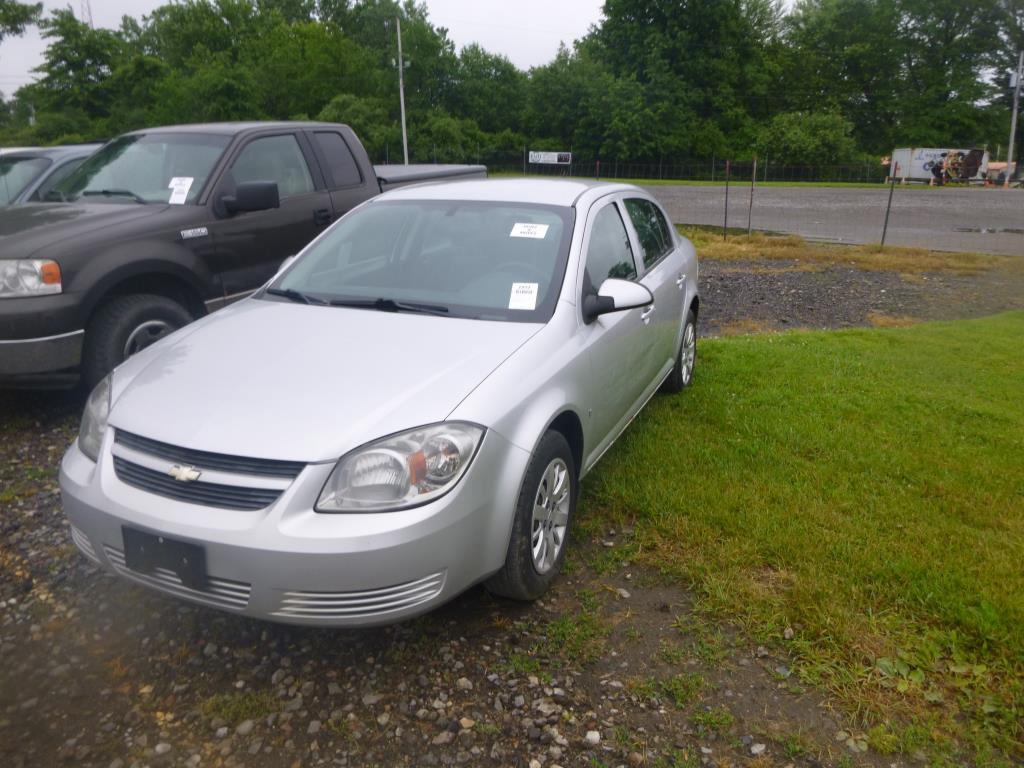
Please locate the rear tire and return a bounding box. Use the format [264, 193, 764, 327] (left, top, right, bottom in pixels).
[485, 430, 577, 601]
[81, 294, 193, 390]
[661, 309, 697, 394]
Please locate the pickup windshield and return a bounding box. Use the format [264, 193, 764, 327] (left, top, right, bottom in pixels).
[0, 156, 50, 205]
[50, 133, 231, 205]
[269, 200, 574, 322]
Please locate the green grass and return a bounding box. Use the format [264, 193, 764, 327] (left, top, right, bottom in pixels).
[200, 690, 278, 726]
[489, 170, 892, 188]
[585, 312, 1024, 764]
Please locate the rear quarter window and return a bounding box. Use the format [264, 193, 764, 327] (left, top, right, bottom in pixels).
[313, 131, 363, 188]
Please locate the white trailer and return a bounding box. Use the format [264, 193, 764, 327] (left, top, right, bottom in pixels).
[889, 147, 989, 183]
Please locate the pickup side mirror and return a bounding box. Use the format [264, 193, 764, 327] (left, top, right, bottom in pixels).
[582, 278, 654, 324]
[222, 181, 280, 215]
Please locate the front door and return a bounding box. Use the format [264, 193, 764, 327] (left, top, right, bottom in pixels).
[208, 133, 334, 296]
[578, 197, 651, 466]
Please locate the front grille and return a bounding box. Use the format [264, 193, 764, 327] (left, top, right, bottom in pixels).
[104, 545, 251, 610]
[273, 571, 446, 620]
[115, 430, 304, 479]
[113, 456, 283, 511]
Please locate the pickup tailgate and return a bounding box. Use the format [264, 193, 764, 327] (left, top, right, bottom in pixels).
[374, 164, 487, 192]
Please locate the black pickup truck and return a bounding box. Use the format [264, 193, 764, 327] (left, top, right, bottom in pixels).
[0, 121, 484, 388]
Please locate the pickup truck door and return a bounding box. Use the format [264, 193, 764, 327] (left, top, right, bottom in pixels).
[307, 129, 378, 219]
[207, 132, 334, 296]
[622, 197, 687, 388]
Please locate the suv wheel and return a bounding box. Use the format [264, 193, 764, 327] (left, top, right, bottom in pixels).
[81, 294, 193, 389]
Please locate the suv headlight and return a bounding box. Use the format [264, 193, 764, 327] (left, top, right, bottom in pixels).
[316, 422, 485, 513]
[78, 375, 111, 462]
[0, 259, 62, 297]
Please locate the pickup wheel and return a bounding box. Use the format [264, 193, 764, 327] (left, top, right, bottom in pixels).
[486, 430, 577, 601]
[81, 294, 193, 389]
[661, 309, 697, 394]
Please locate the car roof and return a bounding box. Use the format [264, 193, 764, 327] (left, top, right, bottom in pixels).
[2, 144, 102, 159]
[124, 121, 348, 136]
[377, 178, 640, 208]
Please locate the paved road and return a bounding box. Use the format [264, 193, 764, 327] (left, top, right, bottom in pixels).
[646, 184, 1024, 256]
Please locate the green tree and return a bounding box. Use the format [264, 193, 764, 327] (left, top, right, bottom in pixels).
[446, 44, 526, 133]
[755, 110, 858, 163]
[0, 0, 40, 43]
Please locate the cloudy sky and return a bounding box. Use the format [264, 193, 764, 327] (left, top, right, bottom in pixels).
[0, 0, 606, 96]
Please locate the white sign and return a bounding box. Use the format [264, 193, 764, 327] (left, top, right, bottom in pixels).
[890, 148, 988, 181]
[167, 176, 194, 205]
[508, 282, 539, 311]
[509, 222, 549, 239]
[528, 151, 572, 165]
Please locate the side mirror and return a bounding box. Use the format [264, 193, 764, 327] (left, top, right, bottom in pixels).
[222, 181, 280, 215]
[582, 278, 653, 324]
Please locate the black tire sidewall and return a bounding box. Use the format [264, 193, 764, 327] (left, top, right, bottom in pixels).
[663, 308, 697, 393]
[82, 295, 193, 390]
[489, 430, 578, 601]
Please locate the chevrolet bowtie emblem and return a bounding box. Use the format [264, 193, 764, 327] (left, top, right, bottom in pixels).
[168, 464, 202, 483]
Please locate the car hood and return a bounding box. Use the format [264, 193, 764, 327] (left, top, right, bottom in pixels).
[108, 299, 542, 463]
[0, 202, 167, 259]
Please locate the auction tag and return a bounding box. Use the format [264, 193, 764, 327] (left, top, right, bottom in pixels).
[168, 176, 194, 205]
[509, 222, 549, 239]
[508, 282, 539, 310]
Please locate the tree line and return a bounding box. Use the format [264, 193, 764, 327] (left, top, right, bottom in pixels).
[0, 0, 1021, 166]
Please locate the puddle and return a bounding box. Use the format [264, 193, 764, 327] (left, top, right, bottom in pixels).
[954, 227, 1024, 234]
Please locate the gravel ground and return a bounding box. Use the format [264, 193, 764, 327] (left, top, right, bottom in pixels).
[3, 260, 1021, 768]
[645, 185, 1024, 257]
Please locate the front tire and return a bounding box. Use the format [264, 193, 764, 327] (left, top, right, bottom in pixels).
[661, 309, 697, 394]
[486, 431, 577, 601]
[81, 294, 193, 389]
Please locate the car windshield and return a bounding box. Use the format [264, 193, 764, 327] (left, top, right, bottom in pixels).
[49, 132, 231, 204]
[0, 156, 50, 204]
[270, 200, 574, 322]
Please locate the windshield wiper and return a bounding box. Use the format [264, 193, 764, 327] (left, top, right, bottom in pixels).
[328, 297, 450, 316]
[265, 287, 325, 305]
[82, 188, 147, 204]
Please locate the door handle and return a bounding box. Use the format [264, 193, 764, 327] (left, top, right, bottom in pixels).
[313, 208, 332, 226]
[676, 273, 686, 289]
[640, 304, 655, 325]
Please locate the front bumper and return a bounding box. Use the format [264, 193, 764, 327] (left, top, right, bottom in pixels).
[0, 329, 83, 379]
[59, 428, 529, 627]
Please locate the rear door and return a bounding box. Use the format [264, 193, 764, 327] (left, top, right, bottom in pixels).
[207, 132, 334, 295]
[307, 129, 377, 219]
[623, 197, 686, 385]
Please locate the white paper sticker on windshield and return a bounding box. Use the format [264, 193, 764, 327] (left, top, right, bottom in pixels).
[168, 176, 194, 205]
[509, 282, 539, 310]
[510, 222, 549, 239]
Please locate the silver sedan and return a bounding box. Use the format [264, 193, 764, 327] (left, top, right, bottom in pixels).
[60, 179, 699, 626]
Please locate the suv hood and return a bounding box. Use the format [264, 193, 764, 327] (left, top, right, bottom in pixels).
[108, 299, 541, 463]
[0, 202, 166, 259]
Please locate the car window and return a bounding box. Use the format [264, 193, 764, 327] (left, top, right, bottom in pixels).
[230, 134, 315, 199]
[30, 157, 87, 202]
[583, 203, 637, 296]
[52, 133, 230, 204]
[624, 198, 672, 268]
[313, 131, 362, 187]
[0, 157, 50, 204]
[273, 200, 574, 322]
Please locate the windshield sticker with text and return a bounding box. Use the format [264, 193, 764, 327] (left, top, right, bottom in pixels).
[168, 176, 194, 205]
[509, 222, 549, 239]
[508, 282, 539, 310]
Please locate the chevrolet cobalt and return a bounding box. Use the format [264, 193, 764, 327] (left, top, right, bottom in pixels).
[60, 179, 699, 626]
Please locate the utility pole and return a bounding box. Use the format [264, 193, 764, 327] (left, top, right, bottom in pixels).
[80, 0, 93, 27]
[395, 16, 409, 165]
[1005, 50, 1023, 189]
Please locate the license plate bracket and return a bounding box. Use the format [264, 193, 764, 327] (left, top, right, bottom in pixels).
[122, 527, 208, 591]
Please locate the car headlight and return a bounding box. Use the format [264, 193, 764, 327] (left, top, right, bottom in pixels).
[0, 259, 62, 297]
[78, 375, 111, 462]
[316, 422, 485, 513]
